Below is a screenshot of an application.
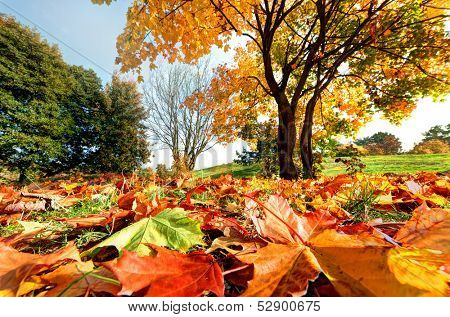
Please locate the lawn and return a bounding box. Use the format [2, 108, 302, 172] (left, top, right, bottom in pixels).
[194, 153, 450, 178]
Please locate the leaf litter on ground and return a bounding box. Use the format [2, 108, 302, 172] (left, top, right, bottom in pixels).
[0, 171, 448, 297]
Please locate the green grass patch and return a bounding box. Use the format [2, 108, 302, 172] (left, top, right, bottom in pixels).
[195, 153, 450, 179]
[32, 193, 118, 222]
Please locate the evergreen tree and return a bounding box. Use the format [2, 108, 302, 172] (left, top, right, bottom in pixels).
[422, 125, 450, 144]
[56, 65, 105, 172]
[0, 16, 72, 182]
[91, 75, 150, 172]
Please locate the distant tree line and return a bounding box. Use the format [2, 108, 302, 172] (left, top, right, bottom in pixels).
[0, 16, 150, 182]
[411, 124, 450, 154]
[355, 132, 402, 155]
[235, 122, 449, 177]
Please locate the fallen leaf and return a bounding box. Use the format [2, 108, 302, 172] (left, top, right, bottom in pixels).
[394, 203, 449, 252]
[232, 242, 320, 296]
[0, 243, 80, 297]
[310, 229, 449, 296]
[37, 261, 120, 297]
[3, 200, 46, 214]
[245, 194, 336, 244]
[105, 246, 224, 297]
[84, 208, 204, 257]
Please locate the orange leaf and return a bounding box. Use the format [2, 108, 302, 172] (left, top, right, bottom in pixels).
[37, 261, 120, 297]
[105, 245, 224, 297]
[394, 203, 449, 252]
[229, 241, 320, 297]
[0, 243, 80, 296]
[245, 194, 336, 244]
[310, 229, 449, 296]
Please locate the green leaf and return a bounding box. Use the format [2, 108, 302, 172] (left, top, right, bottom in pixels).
[83, 208, 204, 257]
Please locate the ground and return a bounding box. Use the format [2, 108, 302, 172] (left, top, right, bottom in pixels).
[195, 153, 450, 178]
[0, 156, 449, 297]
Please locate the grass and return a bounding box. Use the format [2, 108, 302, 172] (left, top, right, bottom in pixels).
[338, 181, 410, 222]
[40, 193, 118, 221]
[194, 153, 450, 178]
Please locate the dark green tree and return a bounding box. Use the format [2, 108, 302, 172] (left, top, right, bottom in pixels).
[91, 75, 150, 172]
[0, 16, 72, 182]
[422, 124, 450, 144]
[56, 65, 105, 172]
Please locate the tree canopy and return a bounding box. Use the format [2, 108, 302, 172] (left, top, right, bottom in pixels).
[356, 132, 402, 154]
[91, 75, 151, 173]
[422, 124, 450, 144]
[94, 0, 449, 179]
[0, 16, 151, 181]
[0, 15, 73, 182]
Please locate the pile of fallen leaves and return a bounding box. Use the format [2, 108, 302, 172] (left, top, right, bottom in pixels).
[0, 172, 449, 297]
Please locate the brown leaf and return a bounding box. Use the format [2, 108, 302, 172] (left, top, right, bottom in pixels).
[56, 208, 132, 228]
[217, 239, 320, 297]
[4, 200, 46, 214]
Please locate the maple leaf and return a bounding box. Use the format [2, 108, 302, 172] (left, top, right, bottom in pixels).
[245, 194, 336, 244]
[190, 209, 248, 236]
[84, 208, 204, 257]
[241, 194, 450, 296]
[310, 230, 449, 296]
[388, 248, 450, 296]
[36, 261, 120, 297]
[184, 184, 208, 205]
[210, 238, 320, 297]
[394, 203, 449, 252]
[56, 208, 132, 228]
[0, 221, 48, 247]
[105, 246, 224, 297]
[3, 200, 46, 214]
[0, 243, 80, 297]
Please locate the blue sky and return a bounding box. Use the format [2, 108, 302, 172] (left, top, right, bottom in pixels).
[1, 0, 449, 168]
[0, 0, 130, 83]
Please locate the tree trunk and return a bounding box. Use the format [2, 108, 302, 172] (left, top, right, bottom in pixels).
[18, 170, 26, 184]
[299, 97, 317, 179]
[277, 104, 298, 180]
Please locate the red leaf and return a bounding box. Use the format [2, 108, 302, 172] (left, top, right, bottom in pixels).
[105, 245, 224, 297]
[185, 184, 208, 205]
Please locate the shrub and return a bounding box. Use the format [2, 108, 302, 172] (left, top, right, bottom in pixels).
[156, 164, 171, 179]
[335, 156, 366, 175]
[410, 139, 450, 154]
[335, 144, 368, 157]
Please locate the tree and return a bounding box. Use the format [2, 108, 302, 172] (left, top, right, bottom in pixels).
[93, 0, 449, 179]
[422, 124, 450, 144]
[91, 75, 151, 172]
[356, 132, 402, 155]
[0, 16, 73, 182]
[411, 139, 450, 154]
[143, 63, 216, 171]
[55, 65, 105, 173]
